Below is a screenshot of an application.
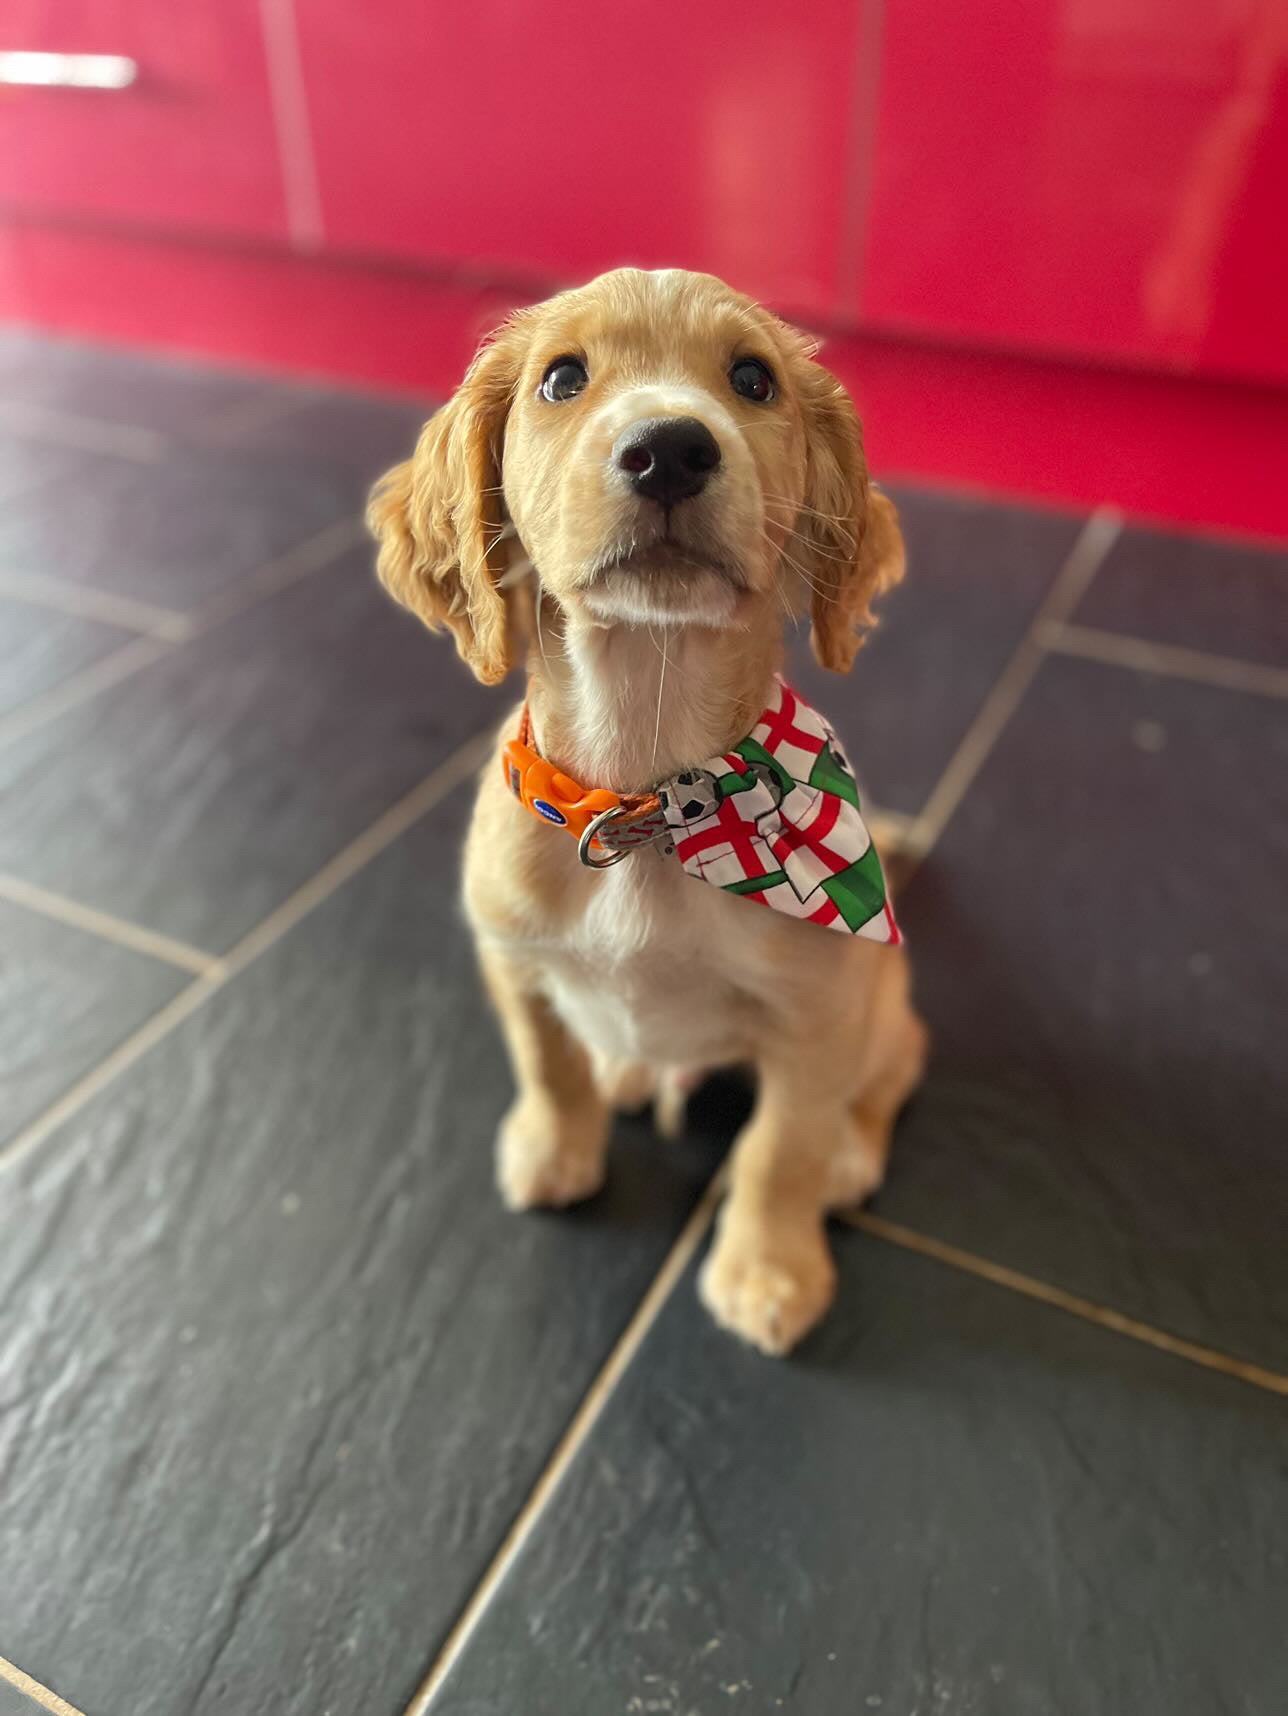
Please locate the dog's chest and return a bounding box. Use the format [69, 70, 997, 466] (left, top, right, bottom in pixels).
[530, 852, 764, 1066]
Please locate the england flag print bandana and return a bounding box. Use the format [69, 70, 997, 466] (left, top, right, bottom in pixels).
[654, 677, 900, 943]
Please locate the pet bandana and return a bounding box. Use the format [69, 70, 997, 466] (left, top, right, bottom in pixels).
[502, 676, 900, 943]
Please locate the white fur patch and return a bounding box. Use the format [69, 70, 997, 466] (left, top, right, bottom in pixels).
[593, 382, 740, 444]
[541, 856, 763, 1068]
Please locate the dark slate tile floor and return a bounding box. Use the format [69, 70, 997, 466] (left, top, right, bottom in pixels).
[434, 1240, 1288, 1716]
[210, 381, 432, 477]
[786, 485, 1085, 817]
[0, 897, 185, 1150]
[0, 544, 497, 953]
[877, 658, 1288, 1371]
[0, 793, 725, 1716]
[0, 596, 127, 721]
[0, 432, 99, 505]
[0, 441, 365, 613]
[1074, 523, 1288, 666]
[0, 328, 1285, 1716]
[0, 329, 271, 437]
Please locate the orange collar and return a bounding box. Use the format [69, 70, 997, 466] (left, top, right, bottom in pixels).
[497, 677, 902, 944]
[501, 706, 668, 867]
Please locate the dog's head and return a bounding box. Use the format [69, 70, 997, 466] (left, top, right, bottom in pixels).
[368, 268, 904, 684]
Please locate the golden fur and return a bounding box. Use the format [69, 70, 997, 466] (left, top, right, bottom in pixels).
[369, 267, 925, 1355]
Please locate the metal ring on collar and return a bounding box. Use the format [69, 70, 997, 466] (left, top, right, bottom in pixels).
[578, 806, 631, 869]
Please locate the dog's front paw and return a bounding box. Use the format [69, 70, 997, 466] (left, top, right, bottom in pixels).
[496, 1099, 607, 1211]
[699, 1215, 837, 1356]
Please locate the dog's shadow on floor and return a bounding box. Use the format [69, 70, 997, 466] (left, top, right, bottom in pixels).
[682, 1067, 756, 1144]
[546, 1069, 750, 1240]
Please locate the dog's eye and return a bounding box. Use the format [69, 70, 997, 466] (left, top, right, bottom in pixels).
[729, 357, 776, 403]
[541, 357, 589, 403]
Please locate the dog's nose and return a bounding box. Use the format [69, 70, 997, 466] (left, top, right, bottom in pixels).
[613, 416, 721, 506]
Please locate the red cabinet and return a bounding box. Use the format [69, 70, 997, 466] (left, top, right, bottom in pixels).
[3, 0, 1286, 390]
[294, 0, 867, 322]
[861, 0, 1288, 384]
[0, 0, 287, 240]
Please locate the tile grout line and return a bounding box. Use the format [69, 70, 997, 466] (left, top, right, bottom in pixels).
[0, 517, 367, 753]
[867, 505, 1288, 1401]
[1, 491, 1276, 757]
[0, 635, 172, 753]
[0, 568, 188, 639]
[401, 1169, 1285, 1709]
[1038, 620, 1288, 701]
[0, 971, 227, 1176]
[179, 516, 368, 639]
[0, 399, 168, 462]
[0, 1655, 86, 1716]
[844, 1211, 1288, 1399]
[0, 694, 717, 1707]
[0, 873, 220, 976]
[190, 386, 312, 444]
[0, 728, 494, 1177]
[904, 506, 1123, 868]
[402, 1167, 730, 1716]
[219, 728, 492, 974]
[403, 1176, 1288, 1712]
[866, 806, 916, 857]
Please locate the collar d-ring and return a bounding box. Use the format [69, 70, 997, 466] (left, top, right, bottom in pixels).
[578, 806, 630, 869]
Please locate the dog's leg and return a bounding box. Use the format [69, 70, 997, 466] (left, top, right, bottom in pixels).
[480, 947, 610, 1211]
[699, 1048, 847, 1357]
[591, 1056, 706, 1137]
[826, 973, 928, 1209]
[591, 1052, 655, 1113]
[654, 1064, 708, 1140]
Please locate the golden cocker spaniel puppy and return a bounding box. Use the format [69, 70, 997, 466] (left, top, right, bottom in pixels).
[370, 267, 925, 1355]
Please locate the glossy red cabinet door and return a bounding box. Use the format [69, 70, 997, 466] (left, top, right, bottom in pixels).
[863, 0, 1288, 383]
[0, 0, 287, 239]
[297, 0, 867, 321]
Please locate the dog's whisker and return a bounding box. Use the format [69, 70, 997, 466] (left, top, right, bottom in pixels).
[762, 492, 859, 532]
[648, 624, 670, 768]
[459, 529, 516, 590]
[761, 496, 859, 547]
[763, 531, 857, 568]
[761, 490, 851, 516]
[771, 571, 802, 630]
[496, 555, 532, 591]
[761, 515, 854, 564]
[763, 532, 839, 604]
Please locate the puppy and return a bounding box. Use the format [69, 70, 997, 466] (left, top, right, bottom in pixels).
[369, 267, 926, 1355]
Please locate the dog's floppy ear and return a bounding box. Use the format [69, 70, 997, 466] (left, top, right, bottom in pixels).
[367, 325, 524, 686]
[792, 360, 906, 674]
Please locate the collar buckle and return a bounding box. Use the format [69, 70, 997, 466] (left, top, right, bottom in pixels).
[504, 712, 667, 866]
